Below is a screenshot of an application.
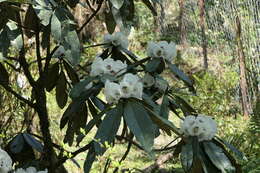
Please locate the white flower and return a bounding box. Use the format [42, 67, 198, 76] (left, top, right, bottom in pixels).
[120, 73, 143, 99]
[180, 115, 217, 142]
[52, 46, 65, 58]
[131, 82, 143, 99]
[103, 32, 128, 49]
[120, 81, 133, 98]
[147, 41, 177, 62]
[112, 60, 127, 76]
[0, 147, 13, 173]
[25, 167, 37, 173]
[90, 57, 127, 77]
[121, 73, 139, 86]
[158, 41, 177, 62]
[104, 80, 122, 104]
[147, 42, 163, 58]
[38, 169, 48, 173]
[155, 78, 168, 92]
[15, 168, 27, 173]
[14, 167, 48, 173]
[120, 73, 139, 98]
[90, 57, 105, 76]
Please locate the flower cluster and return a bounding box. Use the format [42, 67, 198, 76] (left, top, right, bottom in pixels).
[147, 41, 177, 62]
[104, 73, 143, 104]
[15, 167, 47, 173]
[90, 57, 127, 77]
[180, 115, 217, 142]
[103, 32, 128, 49]
[0, 148, 12, 173]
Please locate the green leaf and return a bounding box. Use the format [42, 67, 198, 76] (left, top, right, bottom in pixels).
[145, 58, 165, 73]
[33, 8, 52, 26]
[190, 136, 204, 173]
[45, 62, 60, 92]
[110, 0, 124, 9]
[145, 106, 180, 135]
[159, 95, 170, 119]
[33, 0, 52, 26]
[23, 133, 44, 153]
[123, 100, 155, 152]
[91, 97, 106, 111]
[0, 62, 9, 84]
[9, 134, 25, 153]
[51, 10, 62, 41]
[180, 141, 193, 172]
[56, 71, 68, 109]
[105, 10, 116, 34]
[171, 94, 196, 115]
[168, 63, 194, 88]
[94, 103, 123, 155]
[199, 147, 220, 173]
[6, 21, 23, 50]
[63, 60, 79, 85]
[24, 5, 38, 38]
[84, 143, 96, 173]
[69, 77, 95, 100]
[0, 26, 10, 60]
[216, 137, 246, 161]
[61, 21, 81, 65]
[203, 141, 236, 173]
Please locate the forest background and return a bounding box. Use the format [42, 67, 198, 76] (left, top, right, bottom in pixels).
[0, 0, 259, 172]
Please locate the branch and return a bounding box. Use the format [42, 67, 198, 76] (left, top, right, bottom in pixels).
[54, 142, 92, 167]
[113, 134, 133, 173]
[35, 30, 43, 75]
[4, 61, 20, 72]
[142, 153, 174, 173]
[77, 0, 104, 34]
[16, 12, 36, 87]
[0, 84, 35, 108]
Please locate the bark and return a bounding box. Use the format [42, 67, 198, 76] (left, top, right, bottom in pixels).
[235, 16, 252, 117]
[199, 0, 208, 69]
[178, 0, 187, 44]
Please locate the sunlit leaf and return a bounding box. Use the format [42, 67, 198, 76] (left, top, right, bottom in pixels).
[203, 141, 236, 173]
[123, 100, 155, 152]
[94, 103, 123, 155]
[180, 141, 193, 172]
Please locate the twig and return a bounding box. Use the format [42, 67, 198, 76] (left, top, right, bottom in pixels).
[77, 0, 104, 34]
[113, 134, 133, 173]
[0, 84, 35, 108]
[142, 153, 174, 173]
[35, 29, 43, 75]
[54, 142, 93, 167]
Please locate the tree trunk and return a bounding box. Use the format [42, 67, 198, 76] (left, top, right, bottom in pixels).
[235, 16, 252, 117]
[199, 0, 208, 69]
[34, 81, 67, 173]
[178, 0, 187, 44]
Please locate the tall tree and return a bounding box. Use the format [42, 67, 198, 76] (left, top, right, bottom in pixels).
[235, 16, 252, 117]
[199, 0, 208, 69]
[178, 0, 187, 44]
